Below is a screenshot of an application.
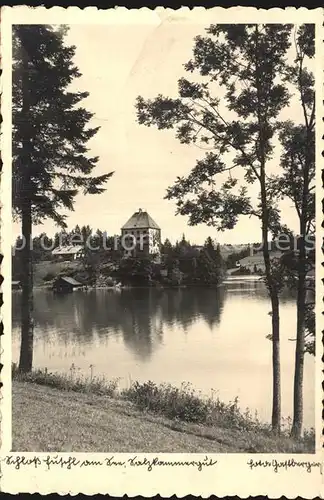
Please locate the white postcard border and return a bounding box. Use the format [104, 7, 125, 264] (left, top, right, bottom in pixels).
[0, 6, 323, 497]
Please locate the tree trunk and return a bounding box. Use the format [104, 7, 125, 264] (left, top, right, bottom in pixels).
[291, 106, 312, 437]
[261, 215, 281, 434]
[18, 201, 34, 372]
[254, 24, 281, 433]
[270, 290, 281, 433]
[291, 259, 306, 438]
[291, 184, 308, 439]
[18, 31, 34, 373]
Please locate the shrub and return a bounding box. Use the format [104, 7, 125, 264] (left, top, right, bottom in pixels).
[122, 380, 213, 423]
[231, 266, 251, 276]
[12, 363, 119, 397]
[12, 363, 315, 450]
[42, 272, 56, 281]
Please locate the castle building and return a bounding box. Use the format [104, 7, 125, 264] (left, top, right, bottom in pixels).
[121, 209, 161, 258]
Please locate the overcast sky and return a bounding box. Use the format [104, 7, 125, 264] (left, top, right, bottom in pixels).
[14, 18, 311, 244]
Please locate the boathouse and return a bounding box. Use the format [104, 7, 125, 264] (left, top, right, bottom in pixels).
[53, 276, 83, 293]
[12, 280, 21, 290]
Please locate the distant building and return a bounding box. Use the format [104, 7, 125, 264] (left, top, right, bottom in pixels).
[52, 245, 84, 261]
[121, 208, 161, 259]
[237, 251, 283, 273]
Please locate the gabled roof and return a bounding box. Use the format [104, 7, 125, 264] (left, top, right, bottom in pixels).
[121, 209, 160, 230]
[57, 276, 82, 286]
[52, 245, 83, 255]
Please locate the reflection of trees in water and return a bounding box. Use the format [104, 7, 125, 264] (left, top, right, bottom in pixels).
[224, 280, 297, 303]
[159, 287, 225, 331]
[12, 286, 226, 362]
[13, 291, 98, 343]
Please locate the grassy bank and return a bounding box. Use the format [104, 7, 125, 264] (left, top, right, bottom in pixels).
[12, 365, 315, 453]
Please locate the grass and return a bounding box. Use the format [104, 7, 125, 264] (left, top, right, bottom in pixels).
[12, 363, 315, 453]
[12, 362, 119, 397]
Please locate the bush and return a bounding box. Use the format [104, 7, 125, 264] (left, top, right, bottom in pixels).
[12, 363, 315, 449]
[42, 272, 56, 282]
[12, 363, 119, 397]
[121, 380, 265, 430]
[231, 266, 251, 276]
[122, 380, 212, 423]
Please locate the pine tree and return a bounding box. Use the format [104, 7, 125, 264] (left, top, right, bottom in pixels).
[203, 237, 217, 260]
[13, 25, 113, 372]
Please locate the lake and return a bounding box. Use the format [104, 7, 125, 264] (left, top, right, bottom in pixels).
[12, 278, 315, 428]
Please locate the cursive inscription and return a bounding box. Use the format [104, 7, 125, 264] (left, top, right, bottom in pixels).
[247, 458, 323, 474]
[3, 455, 217, 472]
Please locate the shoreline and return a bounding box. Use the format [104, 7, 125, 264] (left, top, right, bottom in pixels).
[12, 366, 315, 453]
[17, 278, 254, 292]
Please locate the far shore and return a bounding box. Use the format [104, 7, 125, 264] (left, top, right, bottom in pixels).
[14, 273, 261, 292]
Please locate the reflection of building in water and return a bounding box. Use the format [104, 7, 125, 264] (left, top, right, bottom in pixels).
[12, 287, 225, 365]
[121, 208, 161, 259]
[118, 288, 164, 361]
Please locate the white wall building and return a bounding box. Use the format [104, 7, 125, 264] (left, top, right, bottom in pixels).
[52, 245, 84, 261]
[121, 209, 161, 258]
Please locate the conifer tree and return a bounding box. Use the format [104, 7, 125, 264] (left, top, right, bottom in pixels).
[13, 25, 113, 372]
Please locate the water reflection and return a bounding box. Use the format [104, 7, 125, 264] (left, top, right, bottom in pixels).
[12, 281, 314, 426]
[12, 286, 225, 361]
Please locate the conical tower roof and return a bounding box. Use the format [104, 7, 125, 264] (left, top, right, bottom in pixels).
[121, 209, 160, 230]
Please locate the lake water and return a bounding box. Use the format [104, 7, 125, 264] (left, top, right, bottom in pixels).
[12, 278, 315, 427]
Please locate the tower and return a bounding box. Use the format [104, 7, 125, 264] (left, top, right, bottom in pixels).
[121, 208, 161, 258]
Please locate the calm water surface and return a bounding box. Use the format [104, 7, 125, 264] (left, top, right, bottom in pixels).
[12, 278, 315, 427]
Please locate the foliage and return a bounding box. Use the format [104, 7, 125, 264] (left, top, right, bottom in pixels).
[122, 380, 260, 430]
[273, 25, 315, 438]
[226, 247, 250, 269]
[136, 24, 292, 231]
[121, 379, 314, 444]
[117, 257, 155, 285]
[13, 227, 227, 287]
[12, 363, 315, 451]
[274, 25, 315, 362]
[13, 25, 114, 373]
[42, 272, 56, 282]
[231, 266, 252, 276]
[12, 362, 119, 397]
[135, 24, 299, 432]
[12, 25, 113, 227]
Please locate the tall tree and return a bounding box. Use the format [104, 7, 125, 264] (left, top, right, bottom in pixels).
[161, 238, 173, 255]
[214, 243, 224, 273]
[272, 25, 315, 438]
[203, 236, 217, 260]
[13, 25, 113, 372]
[136, 24, 294, 432]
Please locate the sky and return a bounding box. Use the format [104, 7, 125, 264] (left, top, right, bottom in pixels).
[13, 18, 312, 245]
